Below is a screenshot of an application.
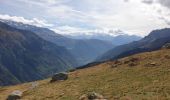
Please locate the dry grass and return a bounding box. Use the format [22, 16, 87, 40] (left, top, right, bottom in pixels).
[0, 49, 170, 100]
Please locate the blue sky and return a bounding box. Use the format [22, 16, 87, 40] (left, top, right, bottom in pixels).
[0, 0, 170, 36]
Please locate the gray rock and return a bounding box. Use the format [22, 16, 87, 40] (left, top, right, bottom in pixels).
[30, 82, 39, 89]
[128, 62, 138, 67]
[164, 55, 170, 59]
[7, 90, 22, 100]
[50, 72, 68, 82]
[145, 62, 157, 67]
[79, 92, 106, 100]
[150, 62, 156, 66]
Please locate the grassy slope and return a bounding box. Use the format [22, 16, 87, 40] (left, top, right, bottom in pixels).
[0, 49, 170, 100]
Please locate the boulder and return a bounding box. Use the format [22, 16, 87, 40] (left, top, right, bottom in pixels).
[129, 57, 140, 62]
[162, 43, 170, 49]
[7, 90, 23, 100]
[79, 92, 106, 100]
[145, 62, 157, 67]
[124, 57, 140, 64]
[30, 82, 39, 89]
[149, 62, 157, 66]
[111, 64, 118, 68]
[114, 60, 121, 65]
[79, 94, 87, 100]
[50, 72, 68, 83]
[128, 62, 138, 67]
[164, 55, 170, 59]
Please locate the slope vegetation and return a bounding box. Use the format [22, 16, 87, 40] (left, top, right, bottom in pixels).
[0, 49, 170, 100]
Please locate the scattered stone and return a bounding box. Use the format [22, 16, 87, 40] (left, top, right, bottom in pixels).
[7, 90, 23, 100]
[113, 96, 120, 100]
[30, 82, 39, 89]
[153, 80, 159, 83]
[114, 60, 121, 65]
[124, 60, 130, 64]
[145, 62, 157, 67]
[110, 60, 122, 68]
[59, 93, 65, 97]
[124, 57, 140, 65]
[128, 62, 138, 67]
[111, 64, 118, 68]
[164, 55, 170, 59]
[150, 62, 156, 66]
[50, 72, 68, 83]
[162, 43, 170, 49]
[79, 92, 106, 100]
[79, 94, 87, 100]
[129, 57, 139, 62]
[168, 69, 170, 72]
[88, 92, 104, 99]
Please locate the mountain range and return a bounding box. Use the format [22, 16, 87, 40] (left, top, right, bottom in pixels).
[0, 19, 141, 65]
[98, 28, 170, 61]
[63, 31, 141, 45]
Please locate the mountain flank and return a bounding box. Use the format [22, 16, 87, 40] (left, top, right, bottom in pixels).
[0, 49, 170, 100]
[0, 22, 77, 86]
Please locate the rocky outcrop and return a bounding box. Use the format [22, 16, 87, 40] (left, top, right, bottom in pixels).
[50, 72, 68, 83]
[7, 90, 23, 100]
[145, 62, 157, 67]
[79, 92, 106, 100]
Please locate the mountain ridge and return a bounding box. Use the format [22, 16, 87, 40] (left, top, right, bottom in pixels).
[97, 28, 170, 61]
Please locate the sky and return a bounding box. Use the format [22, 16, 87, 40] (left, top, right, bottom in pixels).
[0, 0, 170, 36]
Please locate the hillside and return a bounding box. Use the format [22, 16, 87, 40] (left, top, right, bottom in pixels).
[98, 28, 170, 61]
[0, 22, 77, 86]
[0, 49, 170, 100]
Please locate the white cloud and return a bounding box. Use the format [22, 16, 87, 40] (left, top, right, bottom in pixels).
[52, 25, 138, 37]
[16, 0, 61, 6]
[158, 0, 170, 9]
[1, 0, 170, 36]
[141, 0, 170, 26]
[142, 0, 154, 4]
[52, 25, 88, 34]
[0, 14, 53, 27]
